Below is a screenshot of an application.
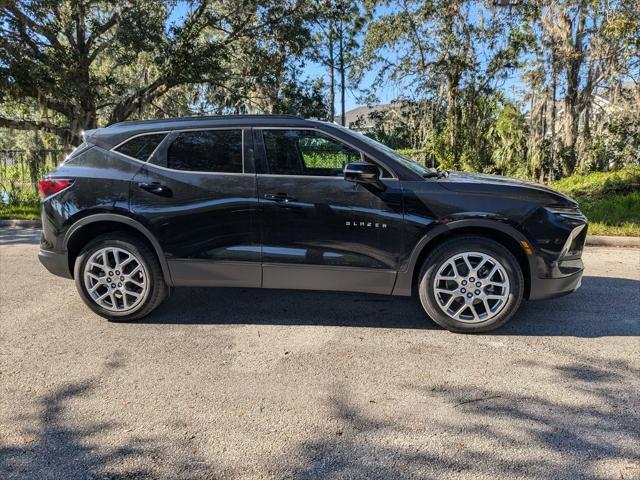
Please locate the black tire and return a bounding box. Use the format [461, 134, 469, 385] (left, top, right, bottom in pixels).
[417, 236, 524, 333]
[74, 233, 167, 321]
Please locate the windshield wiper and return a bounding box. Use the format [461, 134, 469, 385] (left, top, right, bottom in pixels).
[422, 169, 449, 179]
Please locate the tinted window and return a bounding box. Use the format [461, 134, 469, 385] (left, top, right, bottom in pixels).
[114, 133, 166, 161]
[167, 130, 242, 173]
[329, 123, 427, 176]
[262, 130, 360, 176]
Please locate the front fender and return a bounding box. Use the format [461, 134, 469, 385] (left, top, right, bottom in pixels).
[392, 218, 535, 296]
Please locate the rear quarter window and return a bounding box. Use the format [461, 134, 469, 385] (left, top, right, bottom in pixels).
[114, 133, 167, 161]
[62, 142, 92, 163]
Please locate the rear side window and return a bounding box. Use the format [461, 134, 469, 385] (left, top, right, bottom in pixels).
[114, 133, 166, 161]
[166, 130, 243, 173]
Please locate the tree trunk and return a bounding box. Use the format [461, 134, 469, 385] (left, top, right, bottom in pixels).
[549, 53, 557, 182]
[562, 72, 580, 175]
[71, 2, 97, 145]
[339, 21, 346, 126]
[446, 75, 459, 165]
[560, 7, 586, 176]
[540, 93, 547, 184]
[328, 27, 335, 122]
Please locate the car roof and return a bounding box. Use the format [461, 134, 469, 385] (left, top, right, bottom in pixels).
[85, 115, 328, 148]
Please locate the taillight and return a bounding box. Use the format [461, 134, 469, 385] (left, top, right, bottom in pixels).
[38, 178, 74, 199]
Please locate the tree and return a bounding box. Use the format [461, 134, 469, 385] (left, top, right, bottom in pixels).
[309, 0, 367, 124]
[309, 0, 338, 121]
[530, 0, 639, 175]
[489, 102, 528, 176]
[227, 0, 326, 116]
[0, 0, 308, 145]
[359, 0, 529, 167]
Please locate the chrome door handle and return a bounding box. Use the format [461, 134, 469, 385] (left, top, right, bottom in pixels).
[263, 193, 296, 202]
[138, 182, 172, 197]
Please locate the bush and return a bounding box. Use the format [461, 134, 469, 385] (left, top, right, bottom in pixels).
[552, 165, 640, 200]
[396, 148, 430, 165]
[553, 166, 640, 236]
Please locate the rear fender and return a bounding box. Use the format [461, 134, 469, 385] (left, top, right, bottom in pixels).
[63, 213, 173, 285]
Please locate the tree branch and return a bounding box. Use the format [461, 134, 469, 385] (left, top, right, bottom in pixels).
[2, 4, 62, 49]
[0, 117, 69, 138]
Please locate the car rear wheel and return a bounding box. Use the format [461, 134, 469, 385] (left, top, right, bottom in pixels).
[74, 233, 167, 321]
[418, 236, 524, 333]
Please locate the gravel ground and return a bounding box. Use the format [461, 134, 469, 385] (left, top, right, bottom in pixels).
[1, 227, 639, 480]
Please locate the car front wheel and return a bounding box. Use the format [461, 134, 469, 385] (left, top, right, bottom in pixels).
[74, 233, 167, 321]
[418, 236, 524, 333]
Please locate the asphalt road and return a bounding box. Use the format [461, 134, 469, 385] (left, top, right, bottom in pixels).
[1, 227, 639, 480]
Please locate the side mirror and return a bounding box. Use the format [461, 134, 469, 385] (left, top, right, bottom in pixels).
[344, 162, 380, 184]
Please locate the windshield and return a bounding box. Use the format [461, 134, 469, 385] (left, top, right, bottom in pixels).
[325, 123, 432, 176]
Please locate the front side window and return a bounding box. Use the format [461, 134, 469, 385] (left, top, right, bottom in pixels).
[114, 133, 166, 161]
[327, 122, 429, 176]
[166, 130, 243, 173]
[262, 130, 360, 176]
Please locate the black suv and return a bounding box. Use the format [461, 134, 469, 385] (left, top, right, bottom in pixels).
[38, 115, 587, 332]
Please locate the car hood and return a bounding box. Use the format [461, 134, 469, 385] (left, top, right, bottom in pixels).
[440, 172, 577, 207]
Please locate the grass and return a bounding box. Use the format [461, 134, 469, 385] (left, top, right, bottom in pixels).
[552, 166, 640, 237]
[0, 203, 40, 220]
[573, 192, 640, 236]
[552, 165, 640, 199]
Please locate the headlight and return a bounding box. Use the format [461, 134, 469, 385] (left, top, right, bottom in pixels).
[545, 207, 588, 258]
[545, 206, 586, 222]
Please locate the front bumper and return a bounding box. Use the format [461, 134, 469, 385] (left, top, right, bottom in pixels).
[38, 249, 72, 279]
[528, 267, 583, 300]
[524, 208, 587, 301]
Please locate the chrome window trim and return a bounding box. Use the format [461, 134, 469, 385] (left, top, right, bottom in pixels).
[109, 125, 400, 179]
[142, 162, 253, 176]
[255, 173, 398, 181]
[256, 126, 399, 180]
[110, 127, 247, 175]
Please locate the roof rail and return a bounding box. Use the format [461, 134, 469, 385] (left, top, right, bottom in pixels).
[108, 114, 305, 128]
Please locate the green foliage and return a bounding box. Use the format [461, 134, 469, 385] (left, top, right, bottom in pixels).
[271, 78, 329, 119]
[0, 149, 65, 208]
[0, 0, 323, 144]
[552, 166, 640, 200]
[396, 148, 430, 166]
[425, 127, 455, 171]
[577, 193, 640, 237]
[0, 203, 40, 220]
[578, 112, 640, 173]
[488, 103, 528, 176]
[0, 0, 637, 234]
[302, 152, 349, 170]
[551, 166, 640, 237]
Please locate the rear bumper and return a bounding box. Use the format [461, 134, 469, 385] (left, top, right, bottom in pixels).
[38, 249, 72, 279]
[528, 267, 583, 300]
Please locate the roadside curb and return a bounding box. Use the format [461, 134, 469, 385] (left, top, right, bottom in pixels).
[585, 235, 640, 247]
[1, 219, 638, 247]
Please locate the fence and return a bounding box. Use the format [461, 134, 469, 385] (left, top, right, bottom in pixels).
[0, 149, 67, 204]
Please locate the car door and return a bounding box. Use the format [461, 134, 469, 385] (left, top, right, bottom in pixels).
[128, 128, 261, 287]
[254, 128, 404, 294]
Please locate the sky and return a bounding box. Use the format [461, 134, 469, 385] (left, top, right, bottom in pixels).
[169, 2, 527, 114]
[167, 1, 402, 112]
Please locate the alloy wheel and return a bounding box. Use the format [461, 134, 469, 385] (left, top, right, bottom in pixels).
[83, 247, 149, 312]
[432, 251, 510, 323]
